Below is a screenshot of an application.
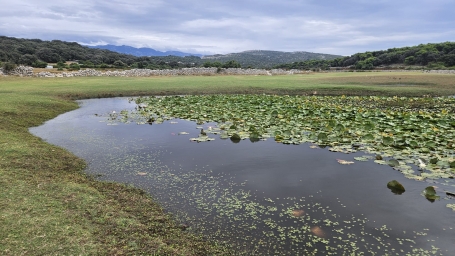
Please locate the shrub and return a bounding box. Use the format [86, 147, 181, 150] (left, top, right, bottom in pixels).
[2, 62, 17, 72]
[32, 61, 48, 68]
[68, 63, 80, 70]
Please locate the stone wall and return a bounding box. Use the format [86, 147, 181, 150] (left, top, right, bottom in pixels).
[2, 65, 454, 78]
[0, 66, 34, 76]
[33, 67, 311, 78]
[423, 70, 455, 74]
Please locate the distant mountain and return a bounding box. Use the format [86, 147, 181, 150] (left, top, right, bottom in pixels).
[88, 45, 202, 57]
[202, 50, 343, 68]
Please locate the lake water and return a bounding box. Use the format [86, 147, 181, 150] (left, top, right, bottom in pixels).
[30, 97, 455, 255]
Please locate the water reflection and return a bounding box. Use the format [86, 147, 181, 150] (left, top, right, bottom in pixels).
[30, 97, 455, 255]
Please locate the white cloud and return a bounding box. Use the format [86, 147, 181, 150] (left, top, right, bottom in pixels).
[0, 0, 453, 55]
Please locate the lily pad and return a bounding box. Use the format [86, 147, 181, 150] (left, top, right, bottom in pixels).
[318, 132, 328, 141]
[230, 133, 241, 143]
[382, 137, 394, 146]
[422, 186, 440, 202]
[354, 157, 369, 162]
[387, 159, 400, 167]
[387, 180, 405, 195]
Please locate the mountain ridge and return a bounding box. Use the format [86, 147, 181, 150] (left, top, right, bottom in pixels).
[202, 50, 342, 68]
[87, 44, 203, 57]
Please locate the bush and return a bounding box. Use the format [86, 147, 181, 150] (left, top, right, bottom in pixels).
[2, 62, 17, 72]
[56, 61, 67, 70]
[68, 63, 80, 70]
[32, 61, 48, 68]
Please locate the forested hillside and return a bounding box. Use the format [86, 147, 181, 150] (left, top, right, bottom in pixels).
[2, 36, 453, 71]
[0, 36, 200, 69]
[202, 50, 341, 69]
[275, 42, 455, 70]
[0, 36, 339, 69]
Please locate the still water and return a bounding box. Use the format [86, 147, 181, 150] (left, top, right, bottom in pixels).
[30, 97, 455, 255]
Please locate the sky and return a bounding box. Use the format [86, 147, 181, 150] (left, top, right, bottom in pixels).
[1, 0, 454, 56]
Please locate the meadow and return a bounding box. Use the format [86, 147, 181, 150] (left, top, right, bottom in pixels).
[1, 71, 454, 255]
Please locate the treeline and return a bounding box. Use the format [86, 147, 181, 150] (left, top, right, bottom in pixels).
[202, 50, 342, 69]
[0, 36, 204, 69]
[275, 42, 455, 70]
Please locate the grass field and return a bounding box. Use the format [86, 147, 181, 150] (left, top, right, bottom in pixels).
[1, 72, 454, 255]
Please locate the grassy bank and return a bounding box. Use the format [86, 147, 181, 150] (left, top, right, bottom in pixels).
[1, 72, 454, 255]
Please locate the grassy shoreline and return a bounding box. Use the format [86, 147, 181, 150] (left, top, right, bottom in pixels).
[1, 72, 454, 255]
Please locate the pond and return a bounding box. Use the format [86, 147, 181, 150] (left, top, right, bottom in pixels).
[30, 97, 455, 255]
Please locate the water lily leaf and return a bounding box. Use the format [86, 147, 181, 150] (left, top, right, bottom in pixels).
[364, 122, 375, 130]
[387, 180, 405, 195]
[374, 160, 388, 165]
[422, 186, 440, 202]
[178, 132, 189, 135]
[420, 148, 430, 153]
[318, 133, 328, 141]
[408, 140, 419, 148]
[327, 120, 336, 128]
[335, 124, 345, 131]
[447, 204, 455, 211]
[230, 133, 241, 143]
[450, 161, 455, 168]
[426, 141, 436, 150]
[362, 133, 374, 141]
[249, 132, 260, 143]
[436, 161, 449, 167]
[387, 159, 400, 167]
[382, 136, 394, 145]
[220, 131, 229, 139]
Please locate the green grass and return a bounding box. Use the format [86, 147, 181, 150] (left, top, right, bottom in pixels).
[1, 72, 454, 255]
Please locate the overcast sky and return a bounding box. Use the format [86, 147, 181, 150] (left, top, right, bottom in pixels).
[1, 0, 454, 56]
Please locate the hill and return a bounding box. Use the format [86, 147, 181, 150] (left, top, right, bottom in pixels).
[202, 50, 342, 69]
[0, 36, 343, 69]
[0, 36, 199, 69]
[275, 42, 455, 70]
[87, 45, 203, 57]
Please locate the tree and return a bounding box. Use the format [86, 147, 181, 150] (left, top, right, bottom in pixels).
[404, 56, 415, 65]
[439, 54, 455, 67]
[113, 60, 126, 68]
[56, 61, 67, 70]
[19, 54, 37, 66]
[222, 60, 241, 68]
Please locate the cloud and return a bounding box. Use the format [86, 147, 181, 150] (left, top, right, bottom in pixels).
[0, 0, 454, 55]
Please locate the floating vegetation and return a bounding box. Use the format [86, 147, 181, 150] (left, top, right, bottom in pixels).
[387, 180, 406, 195]
[119, 95, 455, 183]
[102, 147, 443, 255]
[422, 186, 440, 202]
